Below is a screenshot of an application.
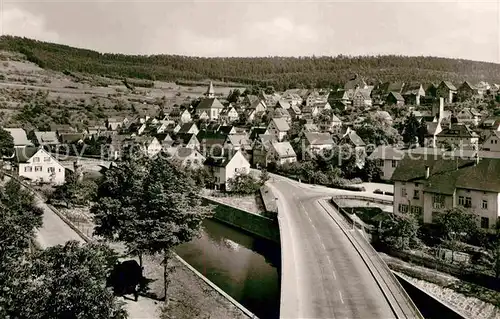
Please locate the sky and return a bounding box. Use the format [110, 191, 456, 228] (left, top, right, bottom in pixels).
[1, 0, 499, 62]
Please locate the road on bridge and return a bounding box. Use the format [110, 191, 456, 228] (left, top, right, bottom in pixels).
[269, 178, 419, 319]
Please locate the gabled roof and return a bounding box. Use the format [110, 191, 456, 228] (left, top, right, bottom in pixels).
[343, 131, 366, 147]
[304, 132, 334, 145]
[276, 100, 290, 109]
[34, 131, 59, 145]
[271, 141, 296, 158]
[437, 124, 478, 138]
[175, 133, 198, 145]
[197, 98, 224, 110]
[354, 88, 372, 100]
[178, 122, 198, 134]
[270, 118, 290, 132]
[303, 123, 319, 132]
[388, 91, 405, 102]
[402, 83, 424, 95]
[15, 146, 39, 163]
[440, 81, 457, 91]
[4, 128, 32, 146]
[331, 113, 342, 123]
[218, 125, 235, 135]
[459, 81, 478, 91]
[379, 82, 405, 94]
[249, 127, 268, 140]
[226, 134, 251, 149]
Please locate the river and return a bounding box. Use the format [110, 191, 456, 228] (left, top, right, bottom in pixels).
[175, 219, 281, 319]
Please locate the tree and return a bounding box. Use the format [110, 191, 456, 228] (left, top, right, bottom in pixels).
[138, 155, 213, 303]
[227, 89, 241, 103]
[92, 156, 149, 266]
[14, 241, 127, 319]
[50, 173, 97, 207]
[0, 126, 14, 158]
[402, 113, 420, 145]
[259, 169, 270, 185]
[378, 213, 420, 250]
[360, 158, 382, 182]
[356, 122, 402, 146]
[435, 207, 478, 262]
[227, 173, 261, 195]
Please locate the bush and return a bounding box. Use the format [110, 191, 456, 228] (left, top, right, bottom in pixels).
[374, 189, 384, 195]
[333, 184, 366, 192]
[226, 174, 261, 195]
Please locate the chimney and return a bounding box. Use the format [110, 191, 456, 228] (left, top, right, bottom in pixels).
[425, 165, 430, 179]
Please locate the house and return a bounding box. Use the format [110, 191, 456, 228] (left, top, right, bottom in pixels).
[268, 141, 297, 165]
[169, 109, 192, 124]
[249, 99, 267, 113]
[86, 125, 107, 136]
[457, 81, 480, 102]
[275, 100, 291, 110]
[476, 81, 490, 95]
[306, 90, 328, 106]
[386, 91, 405, 106]
[50, 124, 76, 135]
[177, 123, 199, 135]
[204, 150, 251, 191]
[224, 134, 252, 153]
[197, 97, 225, 121]
[301, 123, 320, 134]
[392, 156, 500, 229]
[456, 108, 481, 126]
[249, 127, 268, 141]
[266, 118, 290, 142]
[436, 81, 457, 103]
[344, 74, 368, 90]
[424, 122, 443, 148]
[197, 132, 227, 157]
[340, 130, 367, 168]
[282, 93, 302, 107]
[4, 128, 33, 148]
[482, 131, 500, 152]
[59, 133, 85, 145]
[352, 88, 373, 109]
[301, 104, 319, 120]
[287, 105, 302, 121]
[327, 89, 351, 110]
[368, 145, 405, 181]
[303, 132, 334, 155]
[435, 123, 479, 150]
[243, 95, 260, 106]
[402, 83, 426, 106]
[133, 136, 162, 157]
[18, 147, 65, 185]
[317, 113, 342, 134]
[156, 120, 176, 134]
[34, 131, 60, 147]
[173, 133, 200, 150]
[106, 117, 129, 131]
[168, 147, 206, 169]
[477, 117, 500, 140]
[220, 106, 239, 123]
[268, 108, 292, 124]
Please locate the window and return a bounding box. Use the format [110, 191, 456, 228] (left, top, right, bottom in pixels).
[391, 160, 397, 168]
[458, 196, 465, 206]
[377, 159, 384, 167]
[186, 160, 192, 166]
[48, 167, 55, 173]
[465, 197, 472, 208]
[398, 204, 409, 213]
[482, 199, 488, 210]
[433, 194, 445, 209]
[43, 157, 50, 162]
[59, 169, 61, 172]
[35, 166, 42, 172]
[401, 188, 407, 197]
[411, 206, 422, 215]
[413, 190, 420, 200]
[33, 157, 40, 163]
[24, 166, 32, 172]
[481, 217, 489, 229]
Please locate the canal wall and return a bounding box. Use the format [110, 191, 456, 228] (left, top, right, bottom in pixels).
[202, 197, 280, 244]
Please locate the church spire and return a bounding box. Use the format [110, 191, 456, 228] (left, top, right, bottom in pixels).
[205, 81, 215, 98]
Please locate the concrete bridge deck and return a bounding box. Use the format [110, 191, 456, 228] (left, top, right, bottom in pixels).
[268, 177, 422, 319]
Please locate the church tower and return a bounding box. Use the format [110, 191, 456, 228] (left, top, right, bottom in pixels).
[205, 81, 215, 98]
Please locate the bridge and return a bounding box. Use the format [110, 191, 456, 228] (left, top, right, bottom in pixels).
[268, 176, 423, 319]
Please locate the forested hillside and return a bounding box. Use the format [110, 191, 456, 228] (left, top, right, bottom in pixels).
[1, 35, 500, 90]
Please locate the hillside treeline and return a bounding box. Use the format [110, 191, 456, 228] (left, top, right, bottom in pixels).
[1, 36, 500, 90]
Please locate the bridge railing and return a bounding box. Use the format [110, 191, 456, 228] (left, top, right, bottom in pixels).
[326, 197, 423, 319]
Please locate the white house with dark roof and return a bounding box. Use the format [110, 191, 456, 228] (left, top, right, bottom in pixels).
[18, 148, 65, 185]
[392, 156, 500, 229]
[436, 81, 457, 103]
[177, 122, 199, 135]
[456, 108, 481, 126]
[204, 150, 250, 191]
[34, 131, 60, 147]
[435, 123, 479, 150]
[266, 118, 290, 142]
